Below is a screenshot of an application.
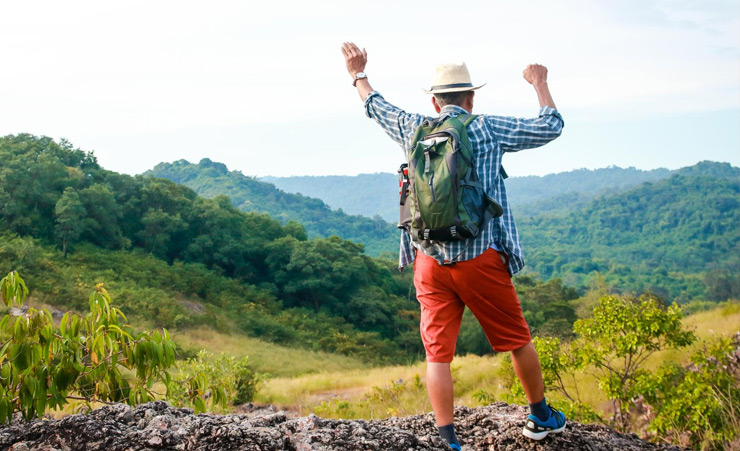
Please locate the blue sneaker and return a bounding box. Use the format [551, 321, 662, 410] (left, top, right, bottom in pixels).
[448, 444, 461, 451]
[522, 405, 567, 440]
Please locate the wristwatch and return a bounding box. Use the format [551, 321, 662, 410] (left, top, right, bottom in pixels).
[352, 72, 367, 87]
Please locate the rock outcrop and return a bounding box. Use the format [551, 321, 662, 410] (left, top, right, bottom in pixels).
[0, 401, 686, 450]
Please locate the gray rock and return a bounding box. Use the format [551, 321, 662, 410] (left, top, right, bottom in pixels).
[0, 401, 687, 450]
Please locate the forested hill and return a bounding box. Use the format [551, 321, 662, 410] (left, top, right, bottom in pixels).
[150, 156, 739, 302]
[519, 169, 740, 301]
[0, 134, 423, 362]
[512, 161, 739, 218]
[146, 159, 397, 257]
[263, 166, 680, 222]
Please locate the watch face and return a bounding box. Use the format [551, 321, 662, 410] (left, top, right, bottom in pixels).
[356, 72, 366, 79]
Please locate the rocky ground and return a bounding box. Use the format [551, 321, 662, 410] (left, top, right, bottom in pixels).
[0, 401, 687, 451]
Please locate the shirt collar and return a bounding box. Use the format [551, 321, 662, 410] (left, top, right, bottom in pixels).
[439, 104, 470, 117]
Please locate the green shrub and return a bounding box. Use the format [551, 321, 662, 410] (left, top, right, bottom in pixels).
[0, 271, 225, 422]
[166, 350, 259, 413]
[640, 337, 740, 450]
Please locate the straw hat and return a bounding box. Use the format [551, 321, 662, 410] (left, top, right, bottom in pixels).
[423, 62, 486, 94]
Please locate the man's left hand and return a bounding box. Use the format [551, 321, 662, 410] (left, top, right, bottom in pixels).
[523, 64, 548, 85]
[341, 42, 367, 79]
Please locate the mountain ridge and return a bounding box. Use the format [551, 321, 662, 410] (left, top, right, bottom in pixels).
[262, 161, 738, 221]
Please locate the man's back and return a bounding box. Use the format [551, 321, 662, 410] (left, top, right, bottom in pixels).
[363, 93, 563, 273]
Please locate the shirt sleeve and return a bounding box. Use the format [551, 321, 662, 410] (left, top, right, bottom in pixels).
[364, 92, 426, 148]
[483, 106, 564, 152]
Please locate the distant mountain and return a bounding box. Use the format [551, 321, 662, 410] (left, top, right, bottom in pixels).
[512, 161, 740, 218]
[146, 159, 399, 256]
[264, 166, 679, 222]
[506, 166, 672, 217]
[262, 173, 400, 224]
[263, 162, 738, 222]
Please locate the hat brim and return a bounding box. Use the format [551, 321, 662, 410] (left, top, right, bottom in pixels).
[423, 83, 486, 94]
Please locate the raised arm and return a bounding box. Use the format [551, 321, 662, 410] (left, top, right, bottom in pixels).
[341, 41, 426, 148]
[482, 64, 563, 152]
[341, 42, 373, 101]
[523, 64, 557, 109]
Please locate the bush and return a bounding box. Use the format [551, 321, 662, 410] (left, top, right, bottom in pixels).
[166, 350, 259, 413]
[0, 271, 225, 422]
[641, 336, 740, 450]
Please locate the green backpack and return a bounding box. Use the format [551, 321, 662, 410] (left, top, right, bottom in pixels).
[398, 114, 503, 242]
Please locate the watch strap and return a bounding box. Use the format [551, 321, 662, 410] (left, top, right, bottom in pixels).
[352, 72, 367, 87]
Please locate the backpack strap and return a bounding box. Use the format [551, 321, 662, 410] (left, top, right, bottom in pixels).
[461, 114, 477, 127]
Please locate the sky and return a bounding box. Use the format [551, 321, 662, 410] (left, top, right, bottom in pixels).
[0, 0, 738, 178]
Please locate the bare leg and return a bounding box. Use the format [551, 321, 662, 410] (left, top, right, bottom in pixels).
[511, 341, 545, 404]
[426, 362, 455, 425]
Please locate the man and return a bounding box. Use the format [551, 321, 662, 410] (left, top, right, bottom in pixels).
[340, 42, 566, 449]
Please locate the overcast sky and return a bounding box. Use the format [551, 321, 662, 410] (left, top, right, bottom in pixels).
[0, 0, 738, 177]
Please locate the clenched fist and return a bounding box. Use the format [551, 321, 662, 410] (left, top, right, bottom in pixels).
[523, 64, 548, 85]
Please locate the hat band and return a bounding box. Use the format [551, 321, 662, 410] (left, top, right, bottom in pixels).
[430, 82, 473, 91]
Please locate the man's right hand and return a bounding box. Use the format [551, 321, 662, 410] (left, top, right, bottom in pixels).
[341, 42, 373, 101]
[341, 42, 368, 79]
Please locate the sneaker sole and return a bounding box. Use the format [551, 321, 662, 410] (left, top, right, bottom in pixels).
[522, 423, 566, 440]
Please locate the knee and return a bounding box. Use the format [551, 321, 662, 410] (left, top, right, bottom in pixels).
[511, 341, 535, 356]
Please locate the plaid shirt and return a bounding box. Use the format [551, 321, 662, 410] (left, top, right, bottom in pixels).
[364, 91, 564, 275]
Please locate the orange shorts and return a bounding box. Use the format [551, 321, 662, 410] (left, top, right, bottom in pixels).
[413, 247, 532, 362]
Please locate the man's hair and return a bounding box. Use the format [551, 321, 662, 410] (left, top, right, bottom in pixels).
[434, 90, 473, 107]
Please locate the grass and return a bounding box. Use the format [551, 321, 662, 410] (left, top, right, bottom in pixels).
[255, 360, 427, 410]
[254, 302, 740, 420]
[34, 300, 740, 426]
[254, 354, 513, 417]
[173, 327, 367, 378]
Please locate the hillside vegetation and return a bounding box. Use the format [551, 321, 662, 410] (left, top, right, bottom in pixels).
[0, 134, 419, 364]
[147, 159, 398, 257]
[154, 155, 740, 302]
[0, 134, 585, 363]
[519, 169, 740, 301]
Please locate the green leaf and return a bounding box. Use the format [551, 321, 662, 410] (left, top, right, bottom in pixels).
[193, 397, 205, 414]
[0, 400, 7, 425]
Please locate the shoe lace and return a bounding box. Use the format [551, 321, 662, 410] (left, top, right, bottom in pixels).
[548, 404, 565, 427]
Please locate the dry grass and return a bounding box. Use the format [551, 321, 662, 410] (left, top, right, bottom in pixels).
[256, 303, 740, 419]
[173, 328, 367, 378]
[256, 360, 427, 410]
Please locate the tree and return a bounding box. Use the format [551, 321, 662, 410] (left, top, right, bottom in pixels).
[280, 236, 365, 312]
[572, 295, 695, 431]
[54, 188, 87, 258]
[139, 209, 185, 259]
[524, 295, 695, 431]
[78, 184, 125, 249]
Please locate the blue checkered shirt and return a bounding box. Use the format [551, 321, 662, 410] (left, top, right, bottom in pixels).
[364, 91, 564, 275]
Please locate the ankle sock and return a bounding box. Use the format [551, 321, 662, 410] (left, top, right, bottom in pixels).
[529, 397, 549, 422]
[438, 423, 459, 446]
